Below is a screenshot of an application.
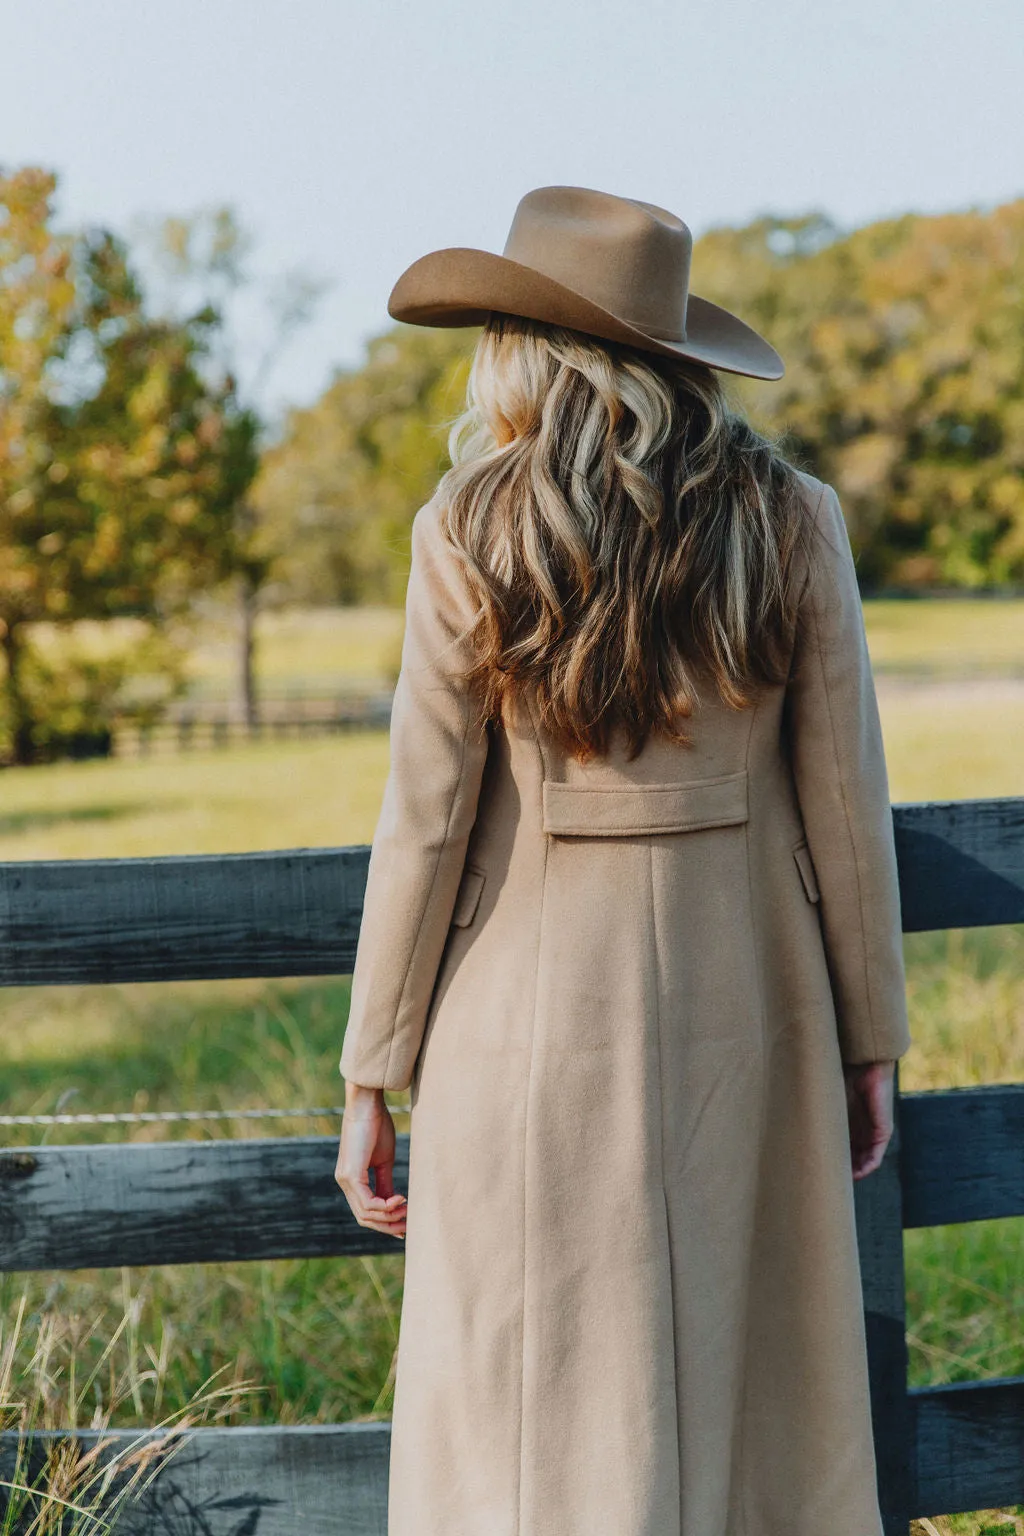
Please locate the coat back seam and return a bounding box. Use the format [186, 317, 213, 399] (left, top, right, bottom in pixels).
[734, 688, 766, 1536]
[514, 688, 549, 1535]
[648, 838, 683, 1528]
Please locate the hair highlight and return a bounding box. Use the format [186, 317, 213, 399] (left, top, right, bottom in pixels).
[436, 313, 811, 760]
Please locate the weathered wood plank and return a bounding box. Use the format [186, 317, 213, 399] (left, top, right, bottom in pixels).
[913, 1375, 1024, 1516]
[900, 1083, 1024, 1228]
[3, 1377, 1021, 1534]
[854, 1070, 914, 1532]
[894, 796, 1024, 931]
[0, 795, 1020, 987]
[0, 1136, 409, 1271]
[3, 1083, 1020, 1271]
[0, 846, 370, 986]
[0, 1423, 390, 1536]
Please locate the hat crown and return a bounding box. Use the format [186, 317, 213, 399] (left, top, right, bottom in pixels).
[501, 186, 692, 343]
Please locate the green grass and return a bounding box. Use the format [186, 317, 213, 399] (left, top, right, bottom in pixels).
[1, 601, 1022, 1534]
[0, 733, 391, 859]
[28, 605, 407, 697]
[863, 596, 1024, 674]
[879, 683, 1024, 802]
[182, 604, 405, 694]
[0, 671, 1015, 867]
[0, 977, 410, 1432]
[899, 925, 1023, 1407]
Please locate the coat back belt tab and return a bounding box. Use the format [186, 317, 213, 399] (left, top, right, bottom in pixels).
[542, 769, 749, 837]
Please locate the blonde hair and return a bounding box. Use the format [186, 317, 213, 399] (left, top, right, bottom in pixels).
[436, 313, 810, 760]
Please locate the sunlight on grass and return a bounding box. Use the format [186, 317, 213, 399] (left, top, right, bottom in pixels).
[864, 597, 1024, 672]
[0, 678, 1017, 867]
[29, 605, 406, 684]
[0, 733, 391, 860]
[878, 683, 1024, 802]
[183, 604, 406, 693]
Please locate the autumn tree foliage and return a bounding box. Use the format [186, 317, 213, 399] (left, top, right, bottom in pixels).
[0, 167, 259, 761]
[694, 199, 1024, 587]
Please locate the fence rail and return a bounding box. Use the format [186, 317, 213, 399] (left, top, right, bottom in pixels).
[1, 795, 1023, 1533]
[117, 691, 394, 757]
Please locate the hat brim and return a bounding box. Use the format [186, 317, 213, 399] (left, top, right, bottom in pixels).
[387, 247, 784, 381]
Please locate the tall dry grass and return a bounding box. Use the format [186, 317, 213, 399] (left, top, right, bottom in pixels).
[0, 1273, 254, 1533]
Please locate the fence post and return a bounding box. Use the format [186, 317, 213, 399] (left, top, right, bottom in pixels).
[855, 1063, 914, 1533]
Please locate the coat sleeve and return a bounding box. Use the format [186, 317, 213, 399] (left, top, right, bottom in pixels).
[339, 501, 490, 1091]
[785, 481, 912, 1065]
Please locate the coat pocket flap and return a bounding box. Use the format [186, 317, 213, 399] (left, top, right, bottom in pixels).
[793, 841, 821, 902]
[451, 863, 486, 927]
[542, 770, 748, 837]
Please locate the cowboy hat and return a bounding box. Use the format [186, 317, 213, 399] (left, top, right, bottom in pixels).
[386, 184, 784, 381]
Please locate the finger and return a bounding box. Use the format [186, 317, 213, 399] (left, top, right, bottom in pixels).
[346, 1184, 408, 1221]
[361, 1190, 407, 1214]
[373, 1163, 396, 1200]
[852, 1138, 888, 1178]
[868, 1079, 894, 1131]
[352, 1199, 407, 1223]
[337, 1170, 399, 1207]
[357, 1218, 407, 1239]
[865, 1124, 892, 1157]
[856, 1128, 889, 1161]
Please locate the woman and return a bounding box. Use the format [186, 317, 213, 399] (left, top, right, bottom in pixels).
[335, 185, 911, 1536]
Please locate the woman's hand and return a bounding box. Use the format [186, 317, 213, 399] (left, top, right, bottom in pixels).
[844, 1060, 896, 1180]
[334, 1082, 407, 1239]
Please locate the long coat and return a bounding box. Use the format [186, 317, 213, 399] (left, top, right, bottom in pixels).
[339, 468, 913, 1536]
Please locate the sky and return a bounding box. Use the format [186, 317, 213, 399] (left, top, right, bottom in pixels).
[2, 0, 1022, 426]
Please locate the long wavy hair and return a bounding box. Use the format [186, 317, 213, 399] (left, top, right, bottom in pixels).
[436, 313, 812, 760]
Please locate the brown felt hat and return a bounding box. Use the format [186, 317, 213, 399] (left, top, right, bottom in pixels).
[387, 184, 784, 381]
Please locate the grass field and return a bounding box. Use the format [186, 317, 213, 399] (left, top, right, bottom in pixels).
[184, 604, 405, 694]
[865, 596, 1024, 674]
[30, 593, 1024, 696]
[0, 672, 1019, 866]
[184, 595, 1024, 688]
[2, 601, 1022, 1533]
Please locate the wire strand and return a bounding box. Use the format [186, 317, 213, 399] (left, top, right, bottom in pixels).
[0, 1104, 411, 1127]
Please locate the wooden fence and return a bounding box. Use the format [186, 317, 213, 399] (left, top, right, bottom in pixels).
[0, 796, 1022, 1533]
[116, 689, 394, 757]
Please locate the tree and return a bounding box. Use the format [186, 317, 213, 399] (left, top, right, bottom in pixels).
[136, 206, 328, 727]
[692, 201, 1024, 587]
[0, 167, 259, 762]
[251, 322, 475, 605]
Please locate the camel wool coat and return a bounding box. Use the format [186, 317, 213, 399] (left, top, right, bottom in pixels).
[338, 467, 913, 1536]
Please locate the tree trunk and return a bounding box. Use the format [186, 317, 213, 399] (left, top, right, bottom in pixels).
[239, 572, 259, 732]
[1, 622, 34, 766]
